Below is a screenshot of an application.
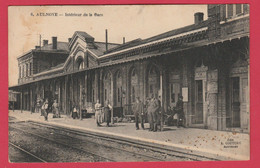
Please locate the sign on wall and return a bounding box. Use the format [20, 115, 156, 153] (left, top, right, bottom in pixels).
[182, 87, 188, 102]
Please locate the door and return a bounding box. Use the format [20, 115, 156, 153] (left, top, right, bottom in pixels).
[231, 77, 240, 127]
[194, 80, 204, 124]
[240, 77, 249, 129]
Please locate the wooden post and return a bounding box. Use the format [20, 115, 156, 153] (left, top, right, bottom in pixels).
[85, 71, 88, 103]
[64, 76, 68, 115]
[20, 92, 23, 113]
[159, 70, 162, 131]
[160, 68, 167, 131]
[111, 72, 114, 124]
[71, 74, 74, 107]
[58, 81, 61, 104]
[99, 70, 103, 104]
[95, 70, 99, 102]
[30, 86, 33, 114]
[79, 76, 82, 120]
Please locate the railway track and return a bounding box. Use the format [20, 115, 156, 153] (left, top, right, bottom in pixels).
[9, 142, 47, 163]
[9, 122, 168, 162]
[9, 125, 116, 162]
[9, 121, 218, 161]
[30, 121, 219, 161]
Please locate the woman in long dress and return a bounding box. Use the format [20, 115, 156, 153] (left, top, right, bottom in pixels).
[103, 100, 112, 127]
[52, 99, 60, 118]
[95, 99, 102, 126]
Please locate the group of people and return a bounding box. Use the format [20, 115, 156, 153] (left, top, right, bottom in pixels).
[35, 97, 61, 121]
[132, 95, 162, 132]
[132, 94, 185, 132]
[93, 94, 184, 131]
[95, 99, 112, 127]
[36, 93, 183, 127]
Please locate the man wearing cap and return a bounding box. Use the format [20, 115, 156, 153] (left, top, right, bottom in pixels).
[147, 94, 160, 132]
[132, 97, 144, 130]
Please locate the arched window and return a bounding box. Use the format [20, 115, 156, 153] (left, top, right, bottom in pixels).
[148, 65, 160, 98]
[103, 72, 111, 103]
[130, 68, 138, 103]
[78, 61, 84, 70]
[132, 69, 136, 77]
[116, 71, 122, 106]
[76, 57, 84, 70]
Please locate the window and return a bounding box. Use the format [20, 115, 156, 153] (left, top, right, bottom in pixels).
[22, 65, 24, 78]
[19, 66, 21, 78]
[77, 57, 84, 70]
[232, 77, 240, 103]
[227, 4, 233, 18]
[150, 85, 153, 94]
[196, 80, 203, 103]
[118, 88, 120, 102]
[225, 4, 249, 19]
[130, 68, 137, 103]
[170, 83, 180, 103]
[171, 84, 175, 103]
[116, 71, 122, 106]
[132, 86, 135, 102]
[243, 4, 249, 14]
[78, 61, 84, 70]
[26, 64, 28, 77]
[29, 62, 32, 76]
[149, 66, 155, 75]
[236, 4, 242, 15]
[132, 69, 136, 77]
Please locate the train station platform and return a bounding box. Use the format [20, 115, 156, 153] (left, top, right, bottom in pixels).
[8, 110, 250, 161]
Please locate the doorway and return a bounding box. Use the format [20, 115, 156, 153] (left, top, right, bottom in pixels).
[228, 76, 249, 129]
[230, 77, 241, 127]
[194, 80, 204, 124]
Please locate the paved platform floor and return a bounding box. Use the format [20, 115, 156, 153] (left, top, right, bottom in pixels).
[8, 110, 250, 161]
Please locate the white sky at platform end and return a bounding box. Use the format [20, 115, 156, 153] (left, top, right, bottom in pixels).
[8, 5, 208, 87]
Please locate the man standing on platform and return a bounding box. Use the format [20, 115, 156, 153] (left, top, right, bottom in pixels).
[132, 97, 144, 130]
[147, 94, 160, 132]
[95, 99, 102, 126]
[42, 99, 49, 121]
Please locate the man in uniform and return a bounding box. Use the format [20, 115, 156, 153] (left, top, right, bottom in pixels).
[147, 94, 160, 132]
[132, 97, 144, 130]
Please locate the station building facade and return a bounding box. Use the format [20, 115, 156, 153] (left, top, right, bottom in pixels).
[9, 4, 250, 132]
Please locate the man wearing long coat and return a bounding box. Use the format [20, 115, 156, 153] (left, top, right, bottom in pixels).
[132, 97, 144, 130]
[147, 95, 160, 132]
